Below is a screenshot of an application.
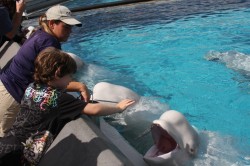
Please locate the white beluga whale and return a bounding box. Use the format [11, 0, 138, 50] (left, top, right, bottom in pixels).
[92, 82, 140, 105]
[144, 110, 199, 166]
[205, 50, 250, 76]
[89, 82, 200, 165]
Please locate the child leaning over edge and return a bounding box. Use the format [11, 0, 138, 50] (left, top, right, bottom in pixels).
[0, 47, 135, 165]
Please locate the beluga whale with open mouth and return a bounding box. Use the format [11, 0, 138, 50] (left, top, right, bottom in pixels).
[143, 110, 199, 166]
[91, 82, 199, 165]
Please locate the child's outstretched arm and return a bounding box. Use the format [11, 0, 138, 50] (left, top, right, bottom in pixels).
[82, 99, 135, 116]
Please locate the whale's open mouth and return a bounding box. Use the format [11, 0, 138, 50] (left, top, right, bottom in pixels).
[150, 123, 177, 157]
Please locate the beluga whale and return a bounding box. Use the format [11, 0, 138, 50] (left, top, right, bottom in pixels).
[205, 50, 250, 77]
[143, 110, 199, 166]
[91, 82, 199, 165]
[92, 82, 140, 105]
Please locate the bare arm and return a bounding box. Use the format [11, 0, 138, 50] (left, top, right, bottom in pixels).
[66, 81, 90, 102]
[5, 0, 26, 39]
[82, 99, 135, 116]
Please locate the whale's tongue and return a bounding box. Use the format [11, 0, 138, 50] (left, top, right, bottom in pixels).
[152, 124, 177, 156]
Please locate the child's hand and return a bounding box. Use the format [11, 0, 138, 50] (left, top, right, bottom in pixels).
[116, 99, 135, 113]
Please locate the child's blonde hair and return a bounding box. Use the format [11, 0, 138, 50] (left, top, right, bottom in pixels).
[38, 14, 61, 36]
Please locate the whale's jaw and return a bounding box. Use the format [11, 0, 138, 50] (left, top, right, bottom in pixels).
[143, 110, 199, 166]
[143, 122, 191, 166]
[146, 124, 177, 157]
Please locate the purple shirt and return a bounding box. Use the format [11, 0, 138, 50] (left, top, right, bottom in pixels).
[0, 29, 61, 103]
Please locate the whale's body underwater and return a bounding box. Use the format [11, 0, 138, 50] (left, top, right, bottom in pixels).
[205, 50, 250, 77]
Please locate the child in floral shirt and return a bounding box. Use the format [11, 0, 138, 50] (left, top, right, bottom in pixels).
[0, 47, 135, 165]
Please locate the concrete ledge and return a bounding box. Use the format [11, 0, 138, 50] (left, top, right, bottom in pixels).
[38, 115, 134, 166]
[0, 41, 20, 70]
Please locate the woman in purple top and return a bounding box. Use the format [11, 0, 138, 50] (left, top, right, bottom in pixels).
[0, 5, 90, 137]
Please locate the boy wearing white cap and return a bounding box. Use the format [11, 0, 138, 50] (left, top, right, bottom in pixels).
[0, 5, 89, 138]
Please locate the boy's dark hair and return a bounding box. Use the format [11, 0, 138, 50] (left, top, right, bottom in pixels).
[34, 47, 77, 84]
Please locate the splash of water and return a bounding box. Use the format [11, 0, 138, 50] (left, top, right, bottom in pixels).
[194, 131, 250, 166]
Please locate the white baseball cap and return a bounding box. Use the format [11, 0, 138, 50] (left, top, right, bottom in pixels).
[45, 5, 82, 27]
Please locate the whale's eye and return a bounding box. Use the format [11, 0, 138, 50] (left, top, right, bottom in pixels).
[190, 148, 196, 155]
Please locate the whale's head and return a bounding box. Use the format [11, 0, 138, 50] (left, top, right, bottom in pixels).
[93, 82, 140, 105]
[144, 110, 199, 166]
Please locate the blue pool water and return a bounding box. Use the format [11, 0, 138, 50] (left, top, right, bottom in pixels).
[62, 0, 250, 165]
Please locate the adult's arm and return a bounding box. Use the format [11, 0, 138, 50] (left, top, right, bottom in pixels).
[0, 7, 12, 35]
[5, 0, 26, 39]
[66, 81, 90, 102]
